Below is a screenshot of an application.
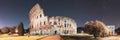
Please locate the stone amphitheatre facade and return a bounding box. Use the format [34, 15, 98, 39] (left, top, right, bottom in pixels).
[29, 3, 77, 35]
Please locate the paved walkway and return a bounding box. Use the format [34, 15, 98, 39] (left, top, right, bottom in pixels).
[41, 35, 61, 40]
[101, 36, 120, 40]
[0, 35, 61, 40]
[0, 36, 47, 40]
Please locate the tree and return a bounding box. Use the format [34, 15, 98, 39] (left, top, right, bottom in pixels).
[9, 27, 16, 34]
[84, 20, 111, 37]
[115, 27, 120, 35]
[84, 21, 100, 37]
[0, 29, 2, 34]
[18, 22, 24, 36]
[1, 27, 9, 34]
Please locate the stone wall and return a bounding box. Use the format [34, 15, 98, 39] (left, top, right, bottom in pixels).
[29, 3, 77, 35]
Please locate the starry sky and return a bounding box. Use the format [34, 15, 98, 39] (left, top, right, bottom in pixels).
[0, 0, 120, 29]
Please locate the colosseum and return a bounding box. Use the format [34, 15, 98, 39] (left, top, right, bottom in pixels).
[29, 3, 77, 35]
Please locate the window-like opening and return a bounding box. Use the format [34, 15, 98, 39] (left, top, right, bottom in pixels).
[49, 22, 52, 25]
[58, 18, 60, 21]
[31, 25, 33, 28]
[37, 16, 38, 19]
[64, 21, 67, 27]
[44, 21, 46, 25]
[54, 22, 57, 25]
[40, 14, 42, 18]
[55, 30, 57, 34]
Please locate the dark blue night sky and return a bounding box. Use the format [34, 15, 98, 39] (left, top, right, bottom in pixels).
[0, 0, 120, 29]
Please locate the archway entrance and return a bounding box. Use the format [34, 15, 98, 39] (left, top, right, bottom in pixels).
[54, 30, 57, 34]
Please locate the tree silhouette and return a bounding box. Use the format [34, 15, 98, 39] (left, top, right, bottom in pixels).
[84, 20, 112, 37]
[18, 22, 24, 36]
[115, 27, 120, 35]
[1, 27, 9, 34]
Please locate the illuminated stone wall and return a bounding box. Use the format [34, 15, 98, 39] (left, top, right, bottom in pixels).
[106, 25, 115, 35]
[29, 3, 77, 35]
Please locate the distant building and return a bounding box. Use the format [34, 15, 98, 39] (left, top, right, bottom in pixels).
[29, 3, 77, 35]
[106, 25, 115, 35]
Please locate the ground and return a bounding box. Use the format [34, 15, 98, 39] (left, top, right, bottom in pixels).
[0, 34, 61, 40]
[101, 36, 120, 40]
[0, 34, 120, 40]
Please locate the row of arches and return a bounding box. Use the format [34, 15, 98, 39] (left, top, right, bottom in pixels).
[32, 30, 59, 35]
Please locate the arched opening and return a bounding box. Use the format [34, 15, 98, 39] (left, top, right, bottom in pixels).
[64, 30, 69, 34]
[48, 30, 51, 35]
[54, 30, 57, 34]
[54, 22, 57, 25]
[41, 31, 42, 35]
[37, 16, 38, 19]
[64, 21, 67, 27]
[40, 14, 42, 18]
[53, 22, 57, 28]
